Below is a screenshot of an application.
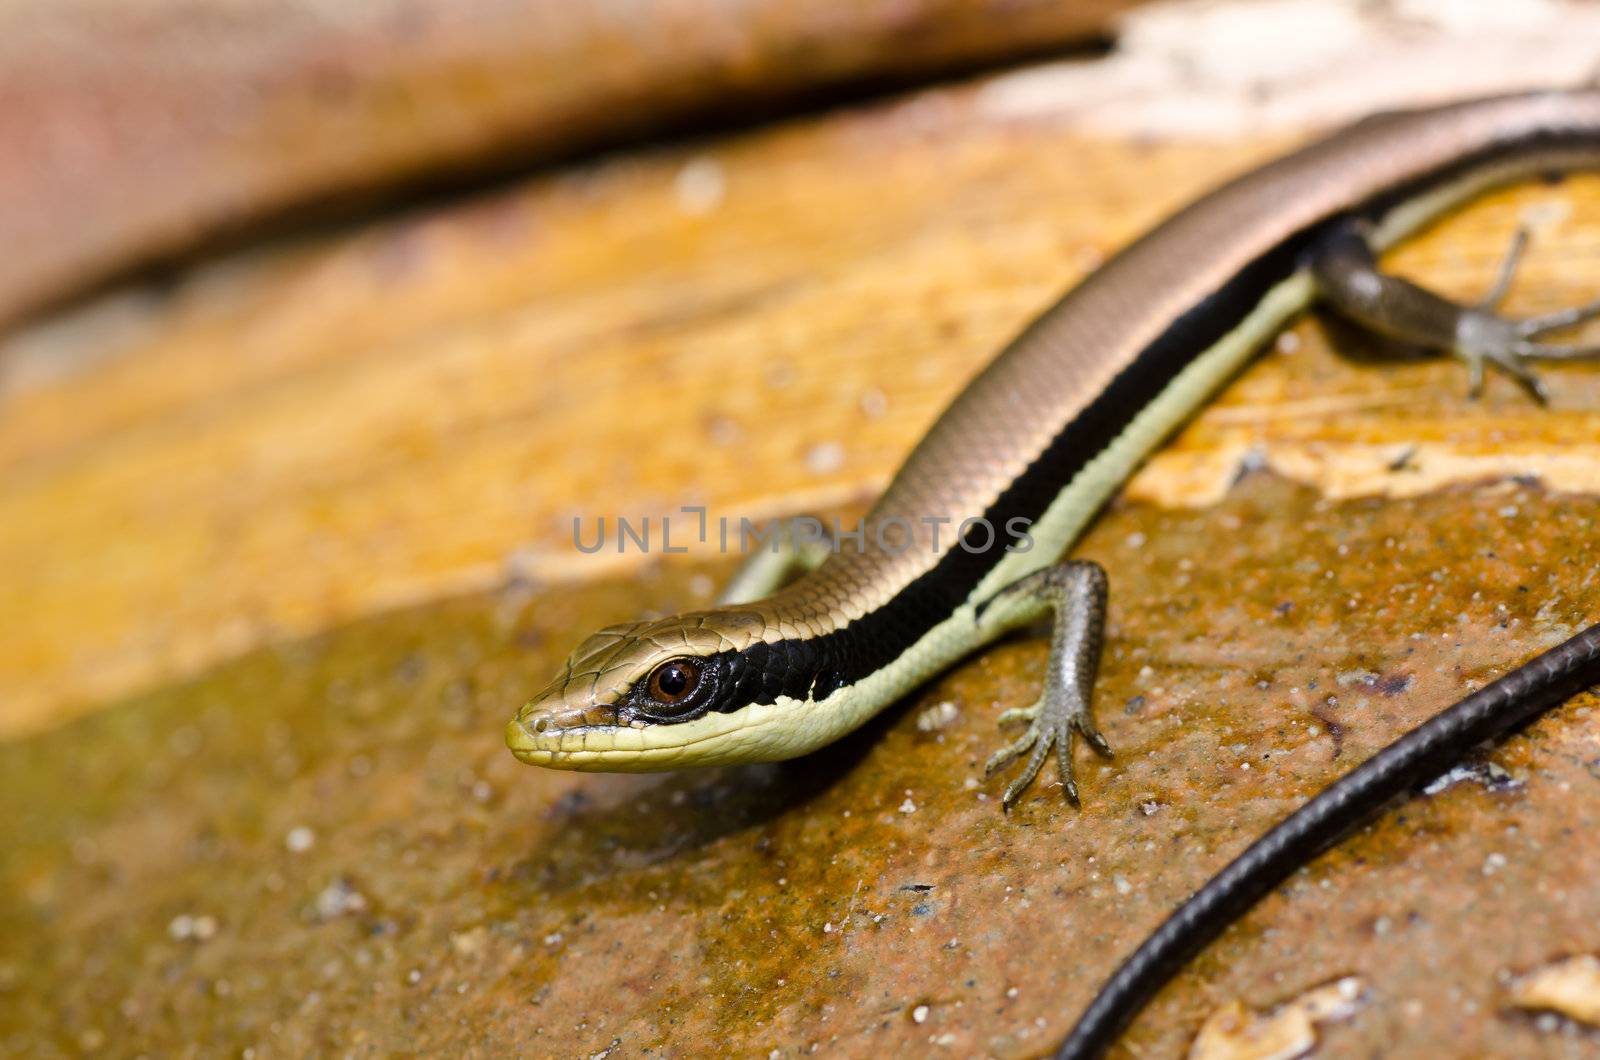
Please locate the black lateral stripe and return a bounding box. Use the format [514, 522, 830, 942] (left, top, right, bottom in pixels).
[675, 125, 1598, 721]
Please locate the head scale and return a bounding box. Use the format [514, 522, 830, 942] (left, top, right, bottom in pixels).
[506, 608, 772, 770]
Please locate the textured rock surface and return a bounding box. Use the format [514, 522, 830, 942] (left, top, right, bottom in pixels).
[4, 479, 1599, 1056]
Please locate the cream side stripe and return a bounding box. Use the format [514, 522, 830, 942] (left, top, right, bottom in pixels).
[512, 692, 846, 769]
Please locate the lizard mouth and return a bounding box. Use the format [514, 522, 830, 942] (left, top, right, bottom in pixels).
[505, 698, 623, 759]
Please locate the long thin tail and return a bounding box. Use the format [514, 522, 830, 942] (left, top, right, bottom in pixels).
[1054, 621, 1600, 1059]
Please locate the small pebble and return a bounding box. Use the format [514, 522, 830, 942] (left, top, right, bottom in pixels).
[805, 441, 845, 475]
[674, 157, 726, 214]
[705, 415, 741, 447]
[314, 877, 368, 921]
[916, 702, 960, 732]
[167, 913, 218, 942]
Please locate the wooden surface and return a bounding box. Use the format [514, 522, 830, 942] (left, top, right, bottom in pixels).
[0, 0, 1135, 330]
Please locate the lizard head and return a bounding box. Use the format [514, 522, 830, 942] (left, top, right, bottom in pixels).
[506, 607, 829, 770]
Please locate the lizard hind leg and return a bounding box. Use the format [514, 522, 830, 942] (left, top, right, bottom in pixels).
[1476, 224, 1600, 336]
[1312, 222, 1600, 403]
[1461, 226, 1600, 397]
[977, 560, 1115, 809]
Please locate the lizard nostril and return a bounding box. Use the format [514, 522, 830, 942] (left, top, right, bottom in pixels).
[532, 716, 551, 734]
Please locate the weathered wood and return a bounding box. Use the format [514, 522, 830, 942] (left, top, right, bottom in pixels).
[0, 0, 1136, 328]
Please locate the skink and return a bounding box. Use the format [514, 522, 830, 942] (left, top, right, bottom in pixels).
[507, 88, 1600, 1056]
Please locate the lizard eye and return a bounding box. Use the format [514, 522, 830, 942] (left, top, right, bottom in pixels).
[646, 658, 703, 709]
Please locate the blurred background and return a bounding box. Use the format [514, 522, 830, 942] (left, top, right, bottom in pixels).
[6, 1, 1600, 1056]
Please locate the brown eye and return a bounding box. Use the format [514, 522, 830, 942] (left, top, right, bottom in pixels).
[647, 659, 702, 706]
